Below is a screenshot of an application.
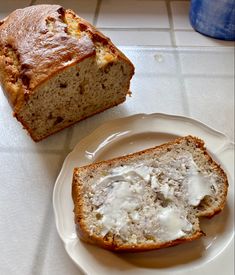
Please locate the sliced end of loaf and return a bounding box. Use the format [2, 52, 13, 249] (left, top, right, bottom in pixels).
[16, 53, 133, 141]
[2, 7, 134, 141]
[72, 136, 228, 251]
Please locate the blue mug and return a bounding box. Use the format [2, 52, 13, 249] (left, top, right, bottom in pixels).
[190, 0, 235, 41]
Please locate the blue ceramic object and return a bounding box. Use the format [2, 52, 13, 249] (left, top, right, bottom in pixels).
[190, 0, 235, 41]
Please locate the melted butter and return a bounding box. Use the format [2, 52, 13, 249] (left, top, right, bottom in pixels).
[186, 158, 215, 206]
[187, 173, 214, 206]
[156, 207, 192, 241]
[160, 183, 174, 200]
[93, 153, 216, 240]
[111, 165, 153, 182]
[95, 165, 151, 236]
[97, 180, 143, 236]
[151, 175, 159, 190]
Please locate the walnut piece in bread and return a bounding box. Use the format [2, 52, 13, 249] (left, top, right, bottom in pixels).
[0, 5, 134, 141]
[72, 136, 228, 252]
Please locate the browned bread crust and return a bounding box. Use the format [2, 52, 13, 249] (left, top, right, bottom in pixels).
[72, 136, 228, 252]
[0, 5, 92, 111]
[0, 5, 134, 141]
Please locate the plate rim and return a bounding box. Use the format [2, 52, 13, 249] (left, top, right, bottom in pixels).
[53, 112, 234, 274]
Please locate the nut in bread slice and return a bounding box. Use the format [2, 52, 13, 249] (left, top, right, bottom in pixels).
[72, 136, 228, 252]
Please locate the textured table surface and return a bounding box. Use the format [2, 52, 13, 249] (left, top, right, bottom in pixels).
[0, 1, 234, 275]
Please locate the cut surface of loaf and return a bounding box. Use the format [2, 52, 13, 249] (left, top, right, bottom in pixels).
[72, 136, 228, 252]
[0, 5, 134, 141]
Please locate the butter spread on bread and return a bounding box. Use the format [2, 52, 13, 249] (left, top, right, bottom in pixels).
[72, 136, 228, 252]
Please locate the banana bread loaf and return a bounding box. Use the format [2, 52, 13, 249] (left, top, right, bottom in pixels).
[0, 5, 134, 141]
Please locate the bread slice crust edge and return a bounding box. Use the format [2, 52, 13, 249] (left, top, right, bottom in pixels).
[72, 135, 228, 252]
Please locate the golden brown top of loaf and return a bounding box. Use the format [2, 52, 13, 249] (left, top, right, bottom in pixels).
[0, 5, 128, 112]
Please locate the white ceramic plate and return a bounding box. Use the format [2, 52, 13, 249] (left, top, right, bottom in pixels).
[53, 113, 234, 275]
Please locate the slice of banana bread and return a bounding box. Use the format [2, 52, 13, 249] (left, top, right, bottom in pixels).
[0, 5, 134, 141]
[72, 136, 228, 252]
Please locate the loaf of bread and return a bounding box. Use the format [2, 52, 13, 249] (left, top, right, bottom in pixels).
[0, 5, 134, 141]
[72, 136, 228, 252]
